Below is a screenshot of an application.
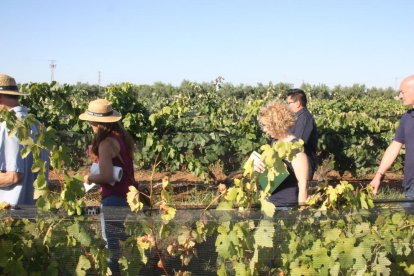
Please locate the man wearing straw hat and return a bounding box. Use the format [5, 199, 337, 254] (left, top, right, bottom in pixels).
[0, 73, 48, 207]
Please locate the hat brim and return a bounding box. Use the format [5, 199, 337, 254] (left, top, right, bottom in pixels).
[79, 110, 122, 123]
[0, 90, 28, 96]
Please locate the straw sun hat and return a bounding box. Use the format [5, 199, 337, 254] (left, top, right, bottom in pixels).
[0, 74, 28, 96]
[79, 99, 122, 123]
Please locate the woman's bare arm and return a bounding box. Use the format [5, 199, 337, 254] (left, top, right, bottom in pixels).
[291, 152, 309, 204]
[84, 138, 120, 185]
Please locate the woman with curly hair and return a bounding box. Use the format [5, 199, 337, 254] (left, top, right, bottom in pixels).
[257, 100, 309, 205]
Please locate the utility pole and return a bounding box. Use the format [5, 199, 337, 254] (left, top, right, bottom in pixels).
[98, 71, 101, 94]
[49, 60, 57, 82]
[394, 77, 399, 92]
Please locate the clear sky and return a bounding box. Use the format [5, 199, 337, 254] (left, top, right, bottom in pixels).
[1, 0, 413, 88]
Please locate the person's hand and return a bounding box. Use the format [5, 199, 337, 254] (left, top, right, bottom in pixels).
[84, 174, 91, 184]
[369, 175, 382, 195]
[249, 152, 265, 173]
[87, 145, 98, 162]
[217, 184, 227, 194]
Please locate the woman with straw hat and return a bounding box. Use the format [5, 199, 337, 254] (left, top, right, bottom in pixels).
[80, 98, 135, 206]
[80, 98, 135, 274]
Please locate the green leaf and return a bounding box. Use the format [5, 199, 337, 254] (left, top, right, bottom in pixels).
[4, 260, 26, 276]
[75, 255, 91, 276]
[33, 189, 47, 200]
[20, 137, 34, 146]
[35, 196, 51, 211]
[259, 193, 275, 217]
[31, 159, 44, 173]
[372, 252, 391, 275]
[217, 201, 233, 210]
[21, 146, 32, 159]
[331, 237, 356, 268]
[323, 228, 342, 243]
[234, 262, 251, 276]
[127, 186, 143, 212]
[146, 136, 154, 147]
[312, 246, 332, 270]
[329, 263, 340, 276]
[217, 264, 227, 276]
[216, 231, 231, 259]
[67, 222, 92, 247]
[254, 220, 275, 248]
[354, 223, 370, 238]
[161, 205, 176, 222]
[391, 212, 403, 225]
[33, 173, 47, 190]
[225, 187, 240, 201]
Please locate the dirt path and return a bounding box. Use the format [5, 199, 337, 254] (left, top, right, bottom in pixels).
[50, 166, 404, 186]
[49, 167, 405, 207]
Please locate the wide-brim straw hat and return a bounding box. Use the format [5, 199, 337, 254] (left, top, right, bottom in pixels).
[79, 99, 122, 123]
[0, 74, 28, 96]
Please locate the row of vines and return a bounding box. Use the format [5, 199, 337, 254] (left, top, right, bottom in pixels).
[0, 84, 413, 274]
[19, 80, 406, 179]
[0, 106, 413, 274]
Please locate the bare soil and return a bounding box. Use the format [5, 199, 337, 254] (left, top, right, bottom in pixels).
[49, 167, 404, 207]
[50, 166, 404, 187]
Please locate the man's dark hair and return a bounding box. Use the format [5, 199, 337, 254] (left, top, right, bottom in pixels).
[287, 88, 307, 107]
[0, 94, 20, 101]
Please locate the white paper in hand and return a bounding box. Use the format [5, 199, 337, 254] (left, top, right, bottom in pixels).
[250, 151, 261, 162]
[83, 182, 97, 192]
[249, 151, 263, 172]
[90, 163, 123, 186]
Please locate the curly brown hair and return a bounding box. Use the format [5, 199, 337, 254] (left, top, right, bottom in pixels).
[259, 101, 296, 139]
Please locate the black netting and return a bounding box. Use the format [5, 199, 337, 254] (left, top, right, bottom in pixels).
[1, 202, 414, 275]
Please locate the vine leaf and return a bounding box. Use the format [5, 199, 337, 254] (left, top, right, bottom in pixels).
[259, 191, 275, 217]
[372, 252, 391, 275]
[160, 205, 176, 222]
[216, 201, 233, 210]
[75, 255, 91, 276]
[329, 263, 340, 276]
[67, 222, 92, 247]
[254, 220, 275, 248]
[323, 228, 342, 243]
[215, 230, 231, 259]
[234, 262, 251, 276]
[127, 186, 143, 212]
[217, 264, 227, 276]
[225, 187, 240, 201]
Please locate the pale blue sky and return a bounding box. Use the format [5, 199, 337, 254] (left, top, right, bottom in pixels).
[1, 0, 413, 88]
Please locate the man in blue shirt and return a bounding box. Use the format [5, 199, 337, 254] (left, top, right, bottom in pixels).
[286, 89, 318, 180]
[0, 74, 48, 207]
[370, 74, 414, 199]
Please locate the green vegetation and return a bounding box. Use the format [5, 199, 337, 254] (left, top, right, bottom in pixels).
[375, 185, 405, 200]
[19, 80, 406, 178]
[0, 79, 411, 275]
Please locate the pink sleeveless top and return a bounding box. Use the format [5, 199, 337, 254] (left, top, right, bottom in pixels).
[98, 133, 134, 199]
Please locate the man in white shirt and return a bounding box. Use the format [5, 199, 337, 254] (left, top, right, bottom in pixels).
[0, 74, 49, 206]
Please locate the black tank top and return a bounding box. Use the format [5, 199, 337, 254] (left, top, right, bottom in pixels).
[268, 138, 302, 206]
